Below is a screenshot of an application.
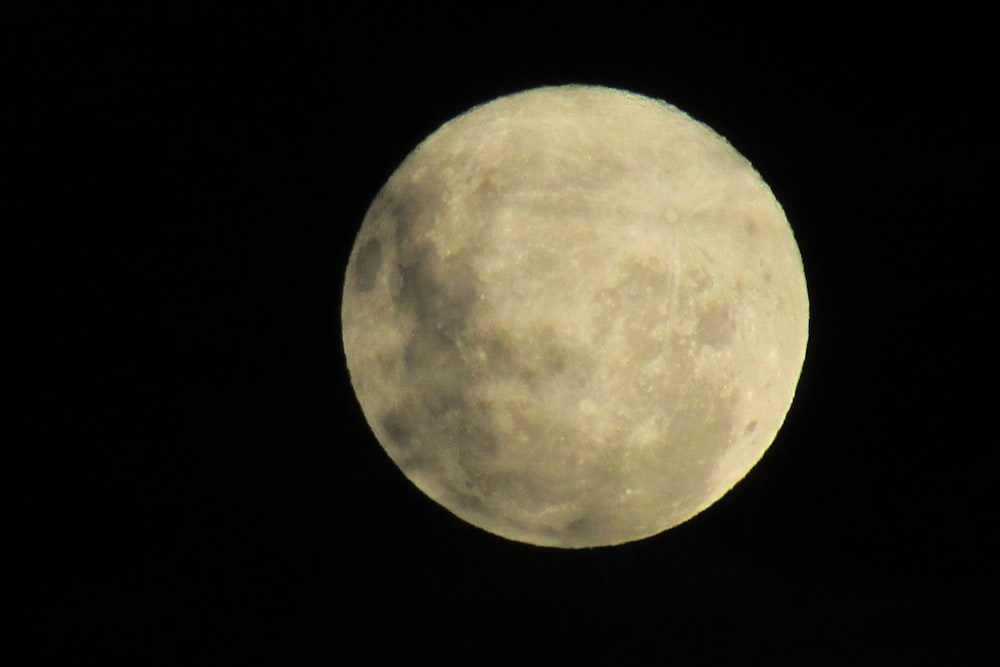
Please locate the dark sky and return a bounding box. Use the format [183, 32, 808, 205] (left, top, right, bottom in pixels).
[17, 5, 994, 663]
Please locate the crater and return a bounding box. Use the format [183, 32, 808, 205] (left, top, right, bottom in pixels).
[562, 513, 607, 544]
[695, 302, 736, 348]
[380, 410, 412, 447]
[385, 176, 444, 245]
[352, 239, 382, 292]
[395, 240, 481, 341]
[471, 175, 501, 205]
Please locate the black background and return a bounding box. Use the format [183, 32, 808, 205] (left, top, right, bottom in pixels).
[17, 4, 995, 664]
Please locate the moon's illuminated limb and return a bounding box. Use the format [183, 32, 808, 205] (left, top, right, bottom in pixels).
[342, 85, 808, 548]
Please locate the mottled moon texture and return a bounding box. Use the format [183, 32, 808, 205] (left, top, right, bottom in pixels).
[342, 85, 808, 548]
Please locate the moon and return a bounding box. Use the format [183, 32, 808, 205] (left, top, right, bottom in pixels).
[342, 85, 808, 548]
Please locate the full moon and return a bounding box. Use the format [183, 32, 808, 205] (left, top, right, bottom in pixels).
[342, 85, 808, 548]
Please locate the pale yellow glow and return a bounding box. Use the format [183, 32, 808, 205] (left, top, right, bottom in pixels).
[342, 85, 808, 548]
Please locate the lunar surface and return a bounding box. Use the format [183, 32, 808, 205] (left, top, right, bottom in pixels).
[342, 85, 808, 548]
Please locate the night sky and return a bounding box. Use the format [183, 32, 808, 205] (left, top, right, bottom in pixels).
[17, 5, 994, 663]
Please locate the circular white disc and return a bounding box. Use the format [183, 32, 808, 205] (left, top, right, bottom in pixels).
[342, 85, 808, 548]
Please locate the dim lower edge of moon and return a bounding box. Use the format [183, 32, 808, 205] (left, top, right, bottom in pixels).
[342, 85, 808, 548]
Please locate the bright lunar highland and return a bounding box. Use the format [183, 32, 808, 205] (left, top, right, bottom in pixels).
[342, 85, 808, 548]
